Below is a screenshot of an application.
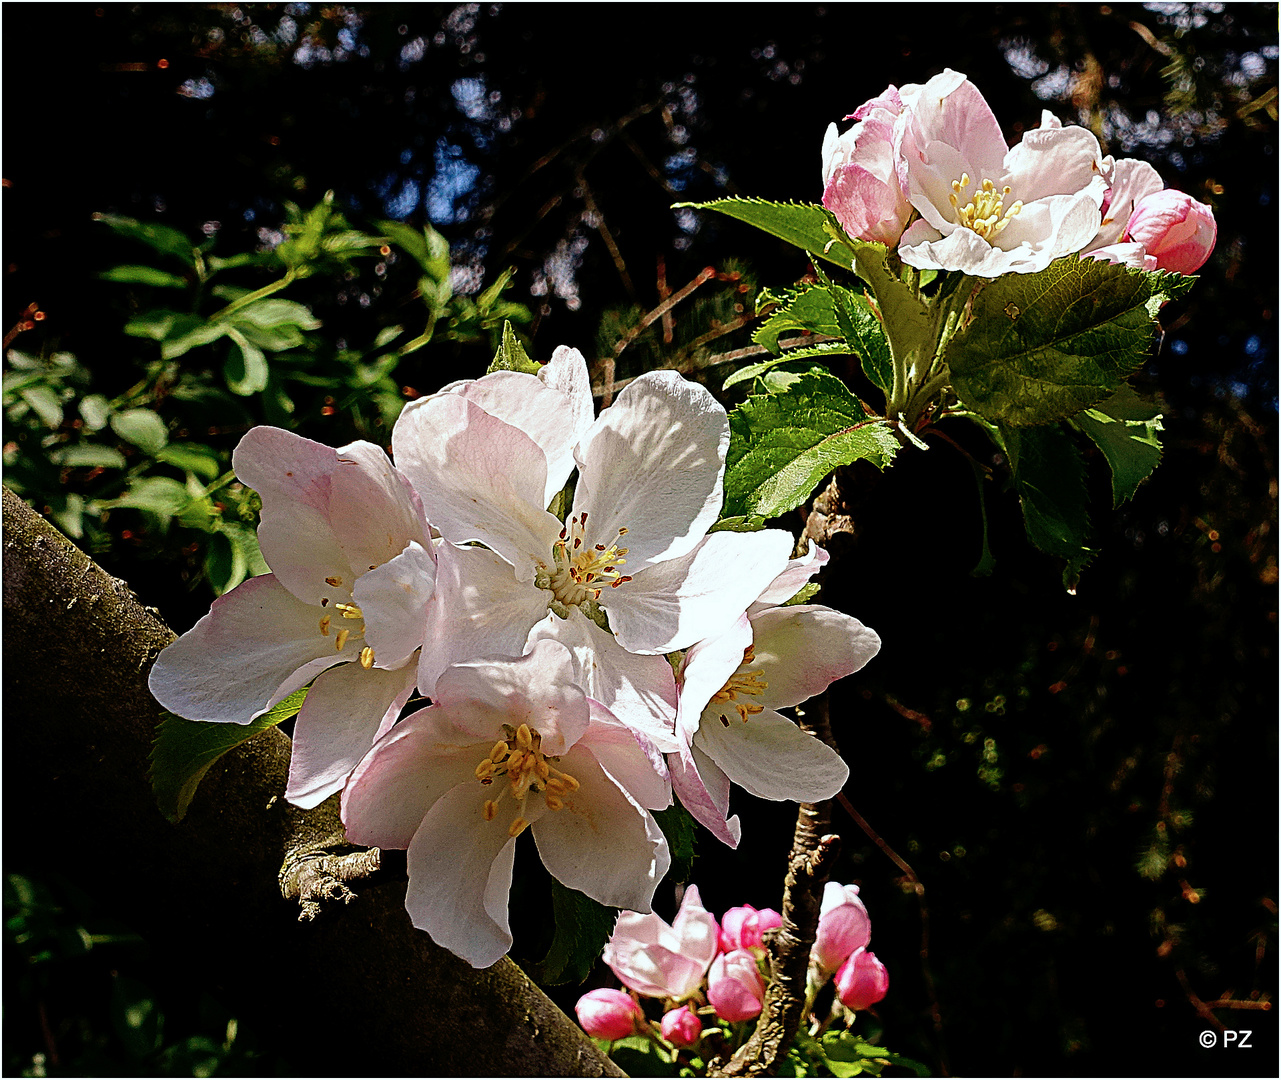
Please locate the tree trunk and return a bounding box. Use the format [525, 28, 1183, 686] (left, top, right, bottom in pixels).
[3, 486, 621, 1076]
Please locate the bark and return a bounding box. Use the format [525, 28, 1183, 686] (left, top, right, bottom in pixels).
[3, 487, 621, 1077]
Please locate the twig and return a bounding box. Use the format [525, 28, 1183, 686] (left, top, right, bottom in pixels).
[579, 175, 638, 305]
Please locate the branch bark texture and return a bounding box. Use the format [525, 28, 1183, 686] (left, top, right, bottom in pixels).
[3, 487, 620, 1076]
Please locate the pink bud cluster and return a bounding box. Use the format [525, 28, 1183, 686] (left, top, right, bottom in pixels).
[576, 880, 890, 1047]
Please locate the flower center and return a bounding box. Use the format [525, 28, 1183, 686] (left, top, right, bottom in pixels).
[539, 511, 634, 611]
[949, 173, 1023, 242]
[711, 645, 769, 725]
[318, 575, 373, 668]
[473, 722, 580, 837]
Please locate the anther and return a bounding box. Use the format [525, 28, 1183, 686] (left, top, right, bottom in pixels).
[319, 615, 331, 636]
[483, 800, 499, 822]
[359, 646, 374, 669]
[325, 575, 343, 587]
[508, 817, 530, 838]
[489, 740, 509, 763]
[335, 628, 351, 652]
[516, 724, 533, 750]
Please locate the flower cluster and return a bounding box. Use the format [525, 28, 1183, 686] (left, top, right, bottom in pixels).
[822, 68, 1215, 277]
[577, 881, 888, 1049]
[149, 348, 881, 968]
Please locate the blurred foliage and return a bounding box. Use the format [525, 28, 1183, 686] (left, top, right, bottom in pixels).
[3, 3, 1276, 1076]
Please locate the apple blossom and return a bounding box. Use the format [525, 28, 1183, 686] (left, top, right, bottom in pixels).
[821, 86, 914, 247]
[896, 69, 1108, 276]
[392, 351, 795, 746]
[1124, 188, 1217, 274]
[341, 641, 671, 968]
[719, 904, 782, 954]
[601, 884, 720, 1001]
[835, 948, 890, 1012]
[148, 426, 433, 809]
[575, 988, 645, 1041]
[707, 949, 766, 1022]
[812, 881, 872, 975]
[660, 1004, 703, 1048]
[671, 549, 881, 847]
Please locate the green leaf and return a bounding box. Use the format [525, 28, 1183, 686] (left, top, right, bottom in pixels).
[224, 329, 270, 396]
[78, 394, 112, 430]
[98, 264, 188, 288]
[723, 370, 899, 520]
[110, 408, 169, 454]
[1073, 386, 1163, 506]
[113, 476, 189, 516]
[123, 308, 181, 341]
[945, 260, 1196, 427]
[203, 528, 246, 594]
[529, 880, 619, 986]
[50, 444, 127, 470]
[653, 804, 698, 884]
[1003, 424, 1093, 591]
[149, 690, 307, 824]
[18, 385, 63, 427]
[673, 198, 853, 270]
[111, 975, 164, 1058]
[605, 1036, 677, 1077]
[722, 348, 840, 392]
[783, 582, 821, 606]
[156, 443, 223, 481]
[231, 298, 322, 332]
[93, 212, 195, 266]
[160, 315, 228, 360]
[821, 1032, 931, 1077]
[379, 219, 451, 281]
[373, 323, 405, 349]
[487, 320, 540, 374]
[754, 285, 845, 353]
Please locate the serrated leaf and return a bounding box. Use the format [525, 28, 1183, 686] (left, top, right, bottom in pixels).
[723, 346, 844, 391]
[673, 197, 854, 270]
[150, 690, 307, 824]
[1074, 386, 1163, 507]
[724, 370, 899, 520]
[379, 219, 450, 281]
[946, 259, 1196, 427]
[99, 264, 189, 289]
[110, 408, 169, 454]
[94, 213, 195, 266]
[783, 582, 821, 606]
[487, 320, 539, 374]
[529, 879, 619, 986]
[652, 804, 698, 884]
[1003, 423, 1093, 591]
[709, 514, 768, 533]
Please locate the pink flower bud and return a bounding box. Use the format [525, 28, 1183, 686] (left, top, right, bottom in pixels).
[834, 948, 889, 1012]
[575, 988, 644, 1041]
[660, 1005, 703, 1048]
[707, 949, 766, 1022]
[821, 87, 913, 248]
[718, 904, 782, 953]
[811, 881, 872, 975]
[1123, 189, 1217, 275]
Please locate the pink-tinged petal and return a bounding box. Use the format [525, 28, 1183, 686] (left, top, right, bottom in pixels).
[353, 540, 436, 670]
[677, 614, 753, 746]
[694, 707, 849, 804]
[576, 988, 645, 1041]
[602, 934, 709, 1000]
[813, 882, 872, 974]
[668, 749, 742, 849]
[391, 393, 562, 579]
[578, 703, 672, 811]
[573, 370, 728, 567]
[232, 426, 336, 518]
[533, 746, 669, 913]
[1082, 242, 1158, 271]
[340, 705, 483, 849]
[1125, 188, 1217, 274]
[539, 345, 596, 452]
[1090, 158, 1164, 248]
[707, 949, 765, 1022]
[285, 660, 417, 809]
[672, 884, 721, 970]
[749, 543, 829, 612]
[432, 640, 590, 756]
[403, 781, 526, 968]
[148, 573, 351, 724]
[606, 529, 794, 654]
[749, 605, 881, 711]
[328, 441, 428, 577]
[416, 541, 551, 696]
[903, 69, 1006, 181]
[835, 948, 890, 1011]
[1000, 125, 1105, 202]
[529, 613, 679, 753]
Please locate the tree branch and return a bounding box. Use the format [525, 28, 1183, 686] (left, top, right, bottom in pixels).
[3, 487, 621, 1077]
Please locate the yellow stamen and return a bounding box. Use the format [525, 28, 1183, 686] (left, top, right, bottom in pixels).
[325, 575, 343, 587]
[473, 723, 581, 833]
[542, 514, 633, 608]
[336, 602, 364, 620]
[949, 173, 1023, 243]
[359, 646, 374, 670]
[319, 615, 331, 636]
[483, 800, 499, 821]
[334, 628, 351, 652]
[508, 817, 529, 838]
[712, 649, 770, 725]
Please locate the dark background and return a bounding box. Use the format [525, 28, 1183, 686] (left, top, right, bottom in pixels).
[4, 4, 1277, 1076]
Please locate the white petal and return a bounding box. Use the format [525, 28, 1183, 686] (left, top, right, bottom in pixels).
[694, 707, 849, 803]
[404, 782, 524, 968]
[148, 574, 350, 724]
[353, 540, 436, 670]
[329, 440, 428, 576]
[578, 704, 673, 811]
[340, 705, 483, 849]
[748, 605, 881, 711]
[391, 393, 562, 579]
[432, 639, 589, 756]
[285, 661, 418, 809]
[606, 529, 794, 654]
[676, 614, 753, 749]
[533, 747, 668, 914]
[573, 370, 728, 566]
[528, 612, 679, 752]
[749, 542, 829, 611]
[416, 542, 551, 696]
[668, 749, 742, 849]
[539, 345, 596, 447]
[673, 884, 722, 970]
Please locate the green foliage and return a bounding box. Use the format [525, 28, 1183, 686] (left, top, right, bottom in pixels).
[673, 197, 854, 270]
[653, 804, 699, 884]
[723, 370, 899, 520]
[528, 880, 620, 987]
[946, 260, 1195, 427]
[1073, 386, 1164, 507]
[148, 690, 307, 824]
[487, 319, 540, 374]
